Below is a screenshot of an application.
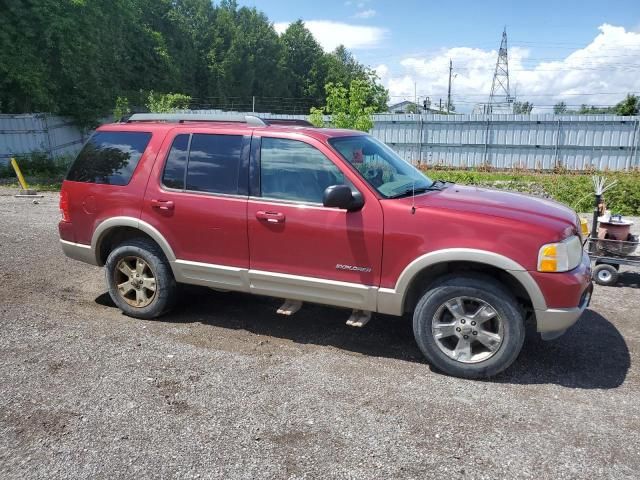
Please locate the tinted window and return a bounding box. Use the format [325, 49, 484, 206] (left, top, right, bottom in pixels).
[162, 134, 189, 189]
[260, 138, 345, 203]
[186, 134, 243, 194]
[67, 131, 151, 185]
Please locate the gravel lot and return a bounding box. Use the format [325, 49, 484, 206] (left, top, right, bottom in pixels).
[1, 188, 639, 479]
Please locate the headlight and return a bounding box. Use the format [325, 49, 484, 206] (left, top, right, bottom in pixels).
[579, 217, 589, 239]
[537, 235, 583, 272]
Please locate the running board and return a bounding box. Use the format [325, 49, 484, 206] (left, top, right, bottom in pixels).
[346, 310, 372, 327]
[277, 299, 303, 316]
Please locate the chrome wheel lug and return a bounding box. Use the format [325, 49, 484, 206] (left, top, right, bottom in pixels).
[471, 321, 476, 326]
[456, 327, 461, 332]
[460, 319, 466, 324]
[473, 331, 478, 335]
[463, 335, 469, 339]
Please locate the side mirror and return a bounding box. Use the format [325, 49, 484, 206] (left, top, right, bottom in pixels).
[323, 185, 364, 212]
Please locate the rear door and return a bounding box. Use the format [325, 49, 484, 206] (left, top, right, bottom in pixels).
[141, 127, 250, 269]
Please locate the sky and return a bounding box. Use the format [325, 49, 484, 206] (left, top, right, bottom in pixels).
[238, 0, 640, 112]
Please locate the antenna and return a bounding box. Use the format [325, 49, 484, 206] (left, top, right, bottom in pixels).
[411, 178, 416, 214]
[487, 27, 513, 114]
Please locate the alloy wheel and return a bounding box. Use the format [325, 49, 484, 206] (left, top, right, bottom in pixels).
[431, 296, 505, 363]
[114, 256, 157, 308]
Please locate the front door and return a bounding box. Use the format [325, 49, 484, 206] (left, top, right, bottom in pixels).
[247, 135, 384, 298]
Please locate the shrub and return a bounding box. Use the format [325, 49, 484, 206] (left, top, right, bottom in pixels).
[0, 152, 73, 179]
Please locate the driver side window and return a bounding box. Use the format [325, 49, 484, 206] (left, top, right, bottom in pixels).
[260, 138, 347, 204]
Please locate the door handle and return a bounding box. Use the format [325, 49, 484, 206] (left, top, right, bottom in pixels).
[256, 210, 285, 223]
[151, 199, 175, 211]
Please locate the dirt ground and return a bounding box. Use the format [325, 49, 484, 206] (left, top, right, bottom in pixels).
[1, 189, 639, 479]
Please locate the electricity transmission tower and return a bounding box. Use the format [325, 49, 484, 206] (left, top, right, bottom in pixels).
[487, 27, 513, 113]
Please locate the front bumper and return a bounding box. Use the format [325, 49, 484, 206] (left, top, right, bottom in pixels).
[535, 282, 592, 338]
[533, 252, 593, 339]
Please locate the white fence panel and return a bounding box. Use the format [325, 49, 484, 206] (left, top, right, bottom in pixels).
[1, 112, 639, 170]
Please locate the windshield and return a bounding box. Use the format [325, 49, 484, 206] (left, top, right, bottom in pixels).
[329, 135, 433, 198]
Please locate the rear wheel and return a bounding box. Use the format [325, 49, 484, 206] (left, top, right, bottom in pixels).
[105, 238, 176, 319]
[593, 263, 619, 286]
[413, 275, 525, 379]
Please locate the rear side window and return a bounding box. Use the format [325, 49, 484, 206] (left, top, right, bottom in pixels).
[185, 134, 243, 194]
[66, 131, 151, 185]
[162, 134, 189, 189]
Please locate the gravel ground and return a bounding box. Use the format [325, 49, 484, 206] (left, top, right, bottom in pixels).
[1, 188, 639, 480]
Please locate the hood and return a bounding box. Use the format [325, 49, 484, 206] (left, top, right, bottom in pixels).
[413, 184, 578, 232]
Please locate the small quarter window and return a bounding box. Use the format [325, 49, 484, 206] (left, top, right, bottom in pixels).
[260, 138, 345, 203]
[162, 134, 189, 189]
[66, 131, 151, 185]
[186, 134, 243, 194]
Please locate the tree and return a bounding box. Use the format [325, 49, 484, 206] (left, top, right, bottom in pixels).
[513, 101, 534, 114]
[614, 94, 639, 116]
[405, 103, 419, 114]
[146, 92, 192, 112]
[578, 104, 614, 115]
[0, 2, 386, 123]
[280, 20, 326, 103]
[113, 97, 131, 121]
[309, 79, 376, 131]
[554, 101, 568, 114]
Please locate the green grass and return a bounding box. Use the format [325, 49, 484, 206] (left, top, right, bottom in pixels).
[421, 167, 640, 215]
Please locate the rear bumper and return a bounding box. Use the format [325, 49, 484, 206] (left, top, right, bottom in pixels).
[60, 239, 98, 266]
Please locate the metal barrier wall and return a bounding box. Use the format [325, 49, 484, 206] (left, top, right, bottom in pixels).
[2, 112, 639, 170]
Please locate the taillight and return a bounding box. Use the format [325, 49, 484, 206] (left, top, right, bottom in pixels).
[59, 189, 70, 222]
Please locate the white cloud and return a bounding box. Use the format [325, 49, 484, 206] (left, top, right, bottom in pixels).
[382, 24, 640, 112]
[354, 9, 376, 19]
[274, 20, 388, 51]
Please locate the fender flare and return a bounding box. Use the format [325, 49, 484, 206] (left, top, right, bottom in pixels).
[91, 216, 177, 266]
[376, 248, 547, 315]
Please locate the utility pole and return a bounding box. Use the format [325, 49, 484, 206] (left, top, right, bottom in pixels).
[414, 82, 417, 111]
[447, 59, 453, 114]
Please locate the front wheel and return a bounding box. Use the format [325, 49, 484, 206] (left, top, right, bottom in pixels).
[413, 275, 525, 379]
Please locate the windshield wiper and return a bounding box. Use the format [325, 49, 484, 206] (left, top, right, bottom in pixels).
[387, 186, 437, 199]
[387, 179, 449, 199]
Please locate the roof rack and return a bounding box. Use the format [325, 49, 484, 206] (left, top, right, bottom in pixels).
[127, 113, 268, 127]
[266, 119, 314, 127]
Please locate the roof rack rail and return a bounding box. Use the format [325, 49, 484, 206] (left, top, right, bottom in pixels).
[127, 113, 268, 127]
[266, 119, 314, 127]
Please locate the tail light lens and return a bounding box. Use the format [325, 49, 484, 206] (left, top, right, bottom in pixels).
[59, 189, 70, 222]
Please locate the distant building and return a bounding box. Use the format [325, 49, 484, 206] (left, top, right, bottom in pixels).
[387, 100, 446, 114]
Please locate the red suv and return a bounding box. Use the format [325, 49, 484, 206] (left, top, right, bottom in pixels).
[59, 113, 592, 378]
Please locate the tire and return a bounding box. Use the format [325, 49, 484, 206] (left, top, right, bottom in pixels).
[593, 264, 619, 286]
[105, 238, 177, 319]
[412, 275, 525, 379]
